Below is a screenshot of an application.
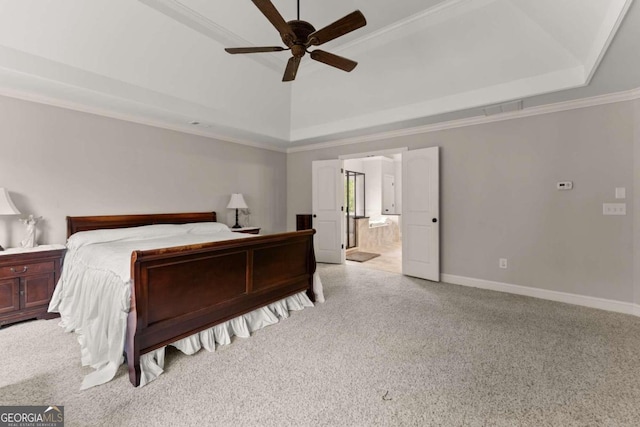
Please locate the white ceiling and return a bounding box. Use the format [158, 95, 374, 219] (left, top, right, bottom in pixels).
[0, 0, 636, 151]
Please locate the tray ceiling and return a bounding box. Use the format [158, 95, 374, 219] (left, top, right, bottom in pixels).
[0, 0, 635, 150]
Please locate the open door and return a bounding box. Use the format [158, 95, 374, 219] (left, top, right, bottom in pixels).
[312, 159, 345, 264]
[402, 147, 439, 281]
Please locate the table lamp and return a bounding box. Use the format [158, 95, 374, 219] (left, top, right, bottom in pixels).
[0, 188, 21, 251]
[227, 193, 248, 229]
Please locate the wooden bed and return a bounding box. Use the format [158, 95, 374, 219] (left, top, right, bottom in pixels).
[66, 212, 316, 387]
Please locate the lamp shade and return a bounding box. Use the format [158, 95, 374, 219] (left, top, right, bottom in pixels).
[227, 193, 248, 209]
[0, 188, 20, 215]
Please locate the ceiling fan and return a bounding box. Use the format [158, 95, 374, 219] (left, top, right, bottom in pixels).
[225, 0, 367, 82]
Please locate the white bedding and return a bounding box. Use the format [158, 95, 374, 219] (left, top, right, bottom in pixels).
[48, 223, 323, 389]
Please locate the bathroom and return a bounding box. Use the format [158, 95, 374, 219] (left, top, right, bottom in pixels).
[343, 154, 402, 272]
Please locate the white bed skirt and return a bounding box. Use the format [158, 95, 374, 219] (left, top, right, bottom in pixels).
[138, 291, 314, 387]
[138, 272, 324, 387]
[52, 259, 324, 390]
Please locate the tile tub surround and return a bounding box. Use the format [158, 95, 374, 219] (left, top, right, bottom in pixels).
[356, 217, 400, 248]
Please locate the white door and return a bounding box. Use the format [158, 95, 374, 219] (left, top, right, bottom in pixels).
[312, 159, 345, 264]
[402, 147, 439, 281]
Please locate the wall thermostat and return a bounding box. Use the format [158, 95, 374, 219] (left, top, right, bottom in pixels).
[557, 181, 573, 190]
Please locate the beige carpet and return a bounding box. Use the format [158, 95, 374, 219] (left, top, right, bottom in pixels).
[1, 263, 640, 426]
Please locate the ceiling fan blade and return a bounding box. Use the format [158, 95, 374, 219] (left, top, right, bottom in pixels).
[310, 50, 357, 72]
[252, 0, 295, 45]
[225, 46, 286, 54]
[282, 56, 301, 82]
[307, 10, 367, 46]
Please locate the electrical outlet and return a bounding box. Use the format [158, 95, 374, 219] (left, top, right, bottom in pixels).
[603, 203, 626, 215]
[499, 258, 508, 269]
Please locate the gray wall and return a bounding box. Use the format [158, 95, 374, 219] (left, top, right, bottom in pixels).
[0, 95, 287, 247]
[1, 94, 636, 306]
[634, 99, 640, 307]
[287, 101, 636, 303]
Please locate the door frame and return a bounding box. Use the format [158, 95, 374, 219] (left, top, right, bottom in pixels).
[339, 147, 408, 161]
[335, 146, 440, 281]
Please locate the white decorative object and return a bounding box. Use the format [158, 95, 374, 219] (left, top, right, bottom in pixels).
[19, 215, 42, 248]
[240, 208, 251, 227]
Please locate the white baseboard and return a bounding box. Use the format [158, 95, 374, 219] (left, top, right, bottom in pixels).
[441, 274, 640, 317]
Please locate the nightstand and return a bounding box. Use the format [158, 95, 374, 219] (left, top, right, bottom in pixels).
[0, 245, 66, 327]
[231, 227, 261, 235]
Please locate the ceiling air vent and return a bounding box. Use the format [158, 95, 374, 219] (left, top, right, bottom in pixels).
[483, 100, 523, 116]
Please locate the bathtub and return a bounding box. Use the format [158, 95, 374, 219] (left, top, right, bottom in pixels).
[355, 217, 400, 248]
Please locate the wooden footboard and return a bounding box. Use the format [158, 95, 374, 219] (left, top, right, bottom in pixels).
[125, 229, 316, 386]
[66, 212, 317, 387]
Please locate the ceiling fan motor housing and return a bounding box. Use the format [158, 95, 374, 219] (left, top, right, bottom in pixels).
[286, 20, 316, 53]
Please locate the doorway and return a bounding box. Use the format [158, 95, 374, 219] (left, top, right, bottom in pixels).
[345, 170, 365, 250]
[312, 146, 440, 282]
[343, 154, 403, 274]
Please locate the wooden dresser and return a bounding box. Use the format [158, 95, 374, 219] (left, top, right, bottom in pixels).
[296, 214, 313, 231]
[0, 246, 65, 327]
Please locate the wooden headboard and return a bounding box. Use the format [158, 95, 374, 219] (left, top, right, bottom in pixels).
[66, 212, 217, 237]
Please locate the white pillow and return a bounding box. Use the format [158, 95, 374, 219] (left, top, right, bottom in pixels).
[179, 222, 230, 234]
[67, 224, 186, 249]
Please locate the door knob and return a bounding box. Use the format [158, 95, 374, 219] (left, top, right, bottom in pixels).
[313, 214, 317, 218]
[432, 218, 438, 223]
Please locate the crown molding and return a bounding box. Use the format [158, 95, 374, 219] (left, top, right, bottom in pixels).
[345, 0, 491, 52]
[292, 65, 585, 142]
[137, 0, 283, 73]
[286, 86, 640, 153]
[3, 77, 637, 157]
[300, 0, 490, 77]
[0, 87, 287, 153]
[584, 0, 634, 84]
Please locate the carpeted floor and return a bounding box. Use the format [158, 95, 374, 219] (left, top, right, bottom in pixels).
[1, 263, 640, 426]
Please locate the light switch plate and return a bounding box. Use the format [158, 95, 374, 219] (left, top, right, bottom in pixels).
[615, 187, 626, 199]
